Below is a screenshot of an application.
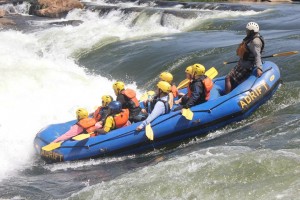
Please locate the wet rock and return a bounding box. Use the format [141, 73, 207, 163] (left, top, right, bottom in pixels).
[29, 0, 84, 18]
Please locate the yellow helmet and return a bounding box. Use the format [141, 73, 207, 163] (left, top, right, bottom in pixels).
[112, 81, 125, 94]
[159, 72, 173, 84]
[101, 95, 113, 107]
[157, 81, 171, 93]
[192, 63, 205, 76]
[185, 65, 193, 75]
[76, 108, 88, 120]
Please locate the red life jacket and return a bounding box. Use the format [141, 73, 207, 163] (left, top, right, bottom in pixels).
[77, 118, 97, 133]
[113, 109, 130, 129]
[121, 89, 140, 108]
[93, 106, 102, 121]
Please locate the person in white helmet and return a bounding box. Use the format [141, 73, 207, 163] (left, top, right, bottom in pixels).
[225, 22, 265, 94]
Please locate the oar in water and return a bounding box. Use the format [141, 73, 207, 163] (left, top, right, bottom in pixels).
[177, 67, 218, 90]
[42, 132, 94, 151]
[223, 51, 299, 65]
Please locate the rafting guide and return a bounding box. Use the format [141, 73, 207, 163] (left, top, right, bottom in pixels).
[225, 22, 264, 94]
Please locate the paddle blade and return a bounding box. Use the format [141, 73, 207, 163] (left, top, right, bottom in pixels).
[205, 67, 218, 79]
[140, 90, 156, 101]
[182, 108, 193, 120]
[273, 51, 298, 57]
[145, 124, 154, 141]
[177, 79, 190, 90]
[72, 133, 91, 141]
[42, 141, 63, 151]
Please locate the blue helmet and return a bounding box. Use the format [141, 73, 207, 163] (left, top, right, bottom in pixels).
[108, 101, 122, 115]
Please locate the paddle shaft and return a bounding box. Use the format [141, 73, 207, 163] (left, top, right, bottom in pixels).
[224, 51, 298, 65]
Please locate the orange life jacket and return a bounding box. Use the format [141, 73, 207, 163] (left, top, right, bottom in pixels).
[121, 89, 140, 108]
[77, 118, 97, 133]
[171, 85, 178, 98]
[93, 106, 102, 121]
[202, 77, 213, 101]
[113, 109, 130, 129]
[236, 35, 264, 60]
[236, 41, 248, 59]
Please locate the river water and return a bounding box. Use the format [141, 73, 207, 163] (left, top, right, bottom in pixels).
[0, 0, 299, 199]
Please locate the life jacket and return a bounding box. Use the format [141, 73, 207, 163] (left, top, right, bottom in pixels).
[77, 118, 97, 133]
[157, 98, 171, 114]
[187, 76, 213, 101]
[121, 89, 140, 109]
[201, 76, 213, 101]
[147, 95, 170, 114]
[171, 84, 178, 98]
[93, 106, 102, 121]
[93, 106, 109, 122]
[187, 82, 192, 98]
[113, 109, 130, 129]
[236, 34, 265, 61]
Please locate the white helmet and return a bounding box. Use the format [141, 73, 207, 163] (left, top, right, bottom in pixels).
[246, 22, 259, 33]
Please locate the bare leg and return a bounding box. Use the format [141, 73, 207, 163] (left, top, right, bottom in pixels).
[225, 75, 232, 94]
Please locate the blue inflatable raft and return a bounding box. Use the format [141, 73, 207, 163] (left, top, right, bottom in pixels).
[34, 61, 281, 163]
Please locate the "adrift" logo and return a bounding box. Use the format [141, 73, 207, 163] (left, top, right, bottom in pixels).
[41, 150, 64, 162]
[239, 81, 270, 110]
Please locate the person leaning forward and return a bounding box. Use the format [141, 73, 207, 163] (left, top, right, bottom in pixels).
[174, 64, 213, 111]
[52, 108, 96, 143]
[143, 71, 177, 113]
[92, 95, 113, 133]
[94, 101, 130, 134]
[225, 21, 264, 94]
[113, 81, 147, 123]
[136, 81, 171, 131]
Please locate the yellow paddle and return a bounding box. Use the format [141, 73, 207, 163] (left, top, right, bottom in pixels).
[72, 133, 93, 141]
[182, 108, 193, 120]
[140, 90, 156, 102]
[42, 132, 94, 151]
[145, 123, 154, 141]
[42, 141, 63, 151]
[177, 79, 190, 90]
[223, 51, 298, 65]
[177, 67, 218, 90]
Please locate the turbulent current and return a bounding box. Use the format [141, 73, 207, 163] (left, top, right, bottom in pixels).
[0, 0, 299, 199]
